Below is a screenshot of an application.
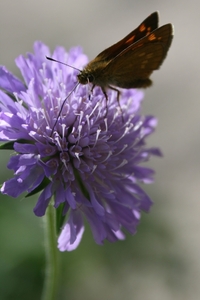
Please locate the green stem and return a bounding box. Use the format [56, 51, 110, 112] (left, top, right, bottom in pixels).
[42, 203, 61, 300]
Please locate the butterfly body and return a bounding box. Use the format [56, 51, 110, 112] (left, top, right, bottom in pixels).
[78, 59, 152, 87]
[77, 60, 109, 86]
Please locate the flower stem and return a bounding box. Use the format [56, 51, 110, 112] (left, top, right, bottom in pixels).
[42, 203, 61, 300]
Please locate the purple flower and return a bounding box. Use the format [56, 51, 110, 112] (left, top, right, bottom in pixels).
[0, 41, 161, 251]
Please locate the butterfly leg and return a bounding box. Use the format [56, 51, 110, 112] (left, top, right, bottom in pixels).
[100, 87, 109, 117]
[108, 85, 123, 119]
[91, 84, 96, 92]
[88, 84, 96, 100]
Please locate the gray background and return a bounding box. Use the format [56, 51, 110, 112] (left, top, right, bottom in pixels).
[0, 1, 199, 299]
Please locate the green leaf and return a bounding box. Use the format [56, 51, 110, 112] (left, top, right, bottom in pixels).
[0, 141, 16, 150]
[25, 177, 51, 198]
[0, 139, 34, 150]
[56, 202, 66, 234]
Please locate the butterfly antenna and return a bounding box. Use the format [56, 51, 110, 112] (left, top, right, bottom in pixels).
[46, 56, 81, 72]
[50, 82, 79, 136]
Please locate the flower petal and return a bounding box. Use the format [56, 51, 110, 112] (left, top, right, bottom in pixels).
[0, 66, 26, 93]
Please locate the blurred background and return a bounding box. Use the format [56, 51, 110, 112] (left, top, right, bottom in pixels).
[0, 0, 199, 299]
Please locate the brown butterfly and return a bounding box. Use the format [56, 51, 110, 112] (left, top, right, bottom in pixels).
[77, 11, 173, 100]
[47, 11, 173, 133]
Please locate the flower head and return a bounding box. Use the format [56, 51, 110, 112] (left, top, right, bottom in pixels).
[0, 42, 161, 251]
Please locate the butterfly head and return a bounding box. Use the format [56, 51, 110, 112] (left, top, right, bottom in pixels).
[77, 69, 95, 85]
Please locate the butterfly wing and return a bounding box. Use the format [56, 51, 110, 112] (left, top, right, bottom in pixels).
[102, 23, 173, 88]
[94, 11, 159, 63]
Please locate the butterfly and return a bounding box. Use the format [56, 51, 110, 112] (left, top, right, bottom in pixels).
[77, 11, 173, 100]
[47, 11, 173, 133]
